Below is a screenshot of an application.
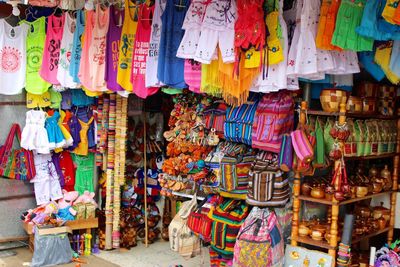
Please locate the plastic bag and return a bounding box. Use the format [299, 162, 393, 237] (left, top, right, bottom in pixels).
[31, 227, 72, 267]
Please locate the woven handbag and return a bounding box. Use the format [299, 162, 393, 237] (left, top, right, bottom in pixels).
[187, 198, 213, 242]
[0, 124, 36, 180]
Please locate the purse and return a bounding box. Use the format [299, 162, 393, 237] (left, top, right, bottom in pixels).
[0, 124, 36, 180]
[187, 198, 213, 242]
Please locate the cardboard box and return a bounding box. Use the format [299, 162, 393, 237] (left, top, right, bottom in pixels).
[73, 203, 86, 220]
[85, 203, 96, 219]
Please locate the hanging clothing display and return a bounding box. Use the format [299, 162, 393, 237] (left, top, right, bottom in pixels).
[157, 0, 189, 89]
[57, 12, 80, 88]
[25, 16, 51, 95]
[131, 3, 159, 98]
[117, 0, 138, 93]
[0, 20, 29, 95]
[145, 0, 166, 88]
[88, 5, 109, 91]
[79, 10, 95, 91]
[69, 10, 85, 84]
[105, 5, 124, 92]
[39, 14, 65, 85]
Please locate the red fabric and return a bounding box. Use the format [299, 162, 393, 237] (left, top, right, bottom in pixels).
[59, 151, 76, 192]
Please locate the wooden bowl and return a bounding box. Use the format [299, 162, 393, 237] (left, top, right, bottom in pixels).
[346, 96, 362, 113]
[320, 89, 348, 112]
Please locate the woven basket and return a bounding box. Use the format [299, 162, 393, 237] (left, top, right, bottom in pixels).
[362, 98, 376, 114]
[320, 89, 348, 112]
[378, 97, 395, 116]
[357, 83, 377, 98]
[378, 85, 396, 98]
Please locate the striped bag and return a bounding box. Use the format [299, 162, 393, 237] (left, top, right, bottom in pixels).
[247, 152, 290, 207]
[224, 96, 260, 145]
[204, 101, 227, 138]
[252, 91, 294, 153]
[209, 199, 249, 259]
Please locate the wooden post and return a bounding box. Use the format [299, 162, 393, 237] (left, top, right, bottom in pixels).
[291, 101, 308, 246]
[388, 115, 400, 244]
[143, 113, 149, 248]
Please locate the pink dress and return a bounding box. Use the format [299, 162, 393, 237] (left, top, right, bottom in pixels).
[131, 4, 158, 98]
[78, 10, 95, 90]
[88, 5, 109, 92]
[39, 14, 65, 85]
[184, 59, 201, 93]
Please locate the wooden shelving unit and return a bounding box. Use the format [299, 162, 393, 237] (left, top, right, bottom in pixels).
[298, 191, 392, 206]
[291, 102, 399, 266]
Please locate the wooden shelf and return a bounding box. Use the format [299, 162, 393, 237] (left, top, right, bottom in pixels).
[307, 110, 397, 120]
[352, 227, 390, 244]
[22, 218, 98, 235]
[344, 153, 398, 160]
[298, 191, 392, 206]
[293, 235, 335, 250]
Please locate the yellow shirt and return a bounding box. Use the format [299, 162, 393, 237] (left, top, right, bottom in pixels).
[117, 0, 138, 92]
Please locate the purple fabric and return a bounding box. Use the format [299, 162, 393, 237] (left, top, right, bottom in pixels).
[52, 153, 65, 188]
[68, 114, 81, 150]
[61, 90, 72, 110]
[105, 5, 124, 92]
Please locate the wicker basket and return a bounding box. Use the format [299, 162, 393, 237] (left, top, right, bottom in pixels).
[356, 82, 377, 98]
[378, 85, 396, 98]
[378, 97, 395, 116]
[346, 96, 362, 113]
[362, 97, 376, 114]
[320, 89, 348, 112]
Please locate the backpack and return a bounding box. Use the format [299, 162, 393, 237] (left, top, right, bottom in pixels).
[168, 196, 201, 259]
[209, 199, 249, 258]
[251, 91, 294, 153]
[247, 151, 290, 207]
[233, 208, 285, 267]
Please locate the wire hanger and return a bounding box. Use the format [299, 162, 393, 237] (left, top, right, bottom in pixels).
[175, 0, 186, 8]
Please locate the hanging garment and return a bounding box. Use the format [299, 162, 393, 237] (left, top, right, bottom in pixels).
[252, 0, 296, 93]
[69, 10, 85, 83]
[25, 17, 51, 94]
[58, 151, 76, 192]
[46, 110, 66, 150]
[57, 12, 80, 88]
[88, 5, 109, 91]
[265, 0, 284, 65]
[78, 10, 95, 91]
[39, 14, 65, 85]
[21, 110, 51, 154]
[327, 50, 360, 75]
[72, 152, 94, 194]
[105, 5, 124, 92]
[331, 0, 374, 51]
[356, 0, 393, 41]
[30, 153, 63, 206]
[157, 0, 189, 89]
[73, 117, 94, 156]
[394, 4, 400, 24]
[382, 0, 400, 24]
[131, 3, 159, 98]
[194, 0, 236, 64]
[26, 91, 51, 109]
[358, 50, 386, 81]
[316, 0, 342, 51]
[375, 41, 400, 84]
[0, 20, 29, 95]
[389, 40, 400, 76]
[52, 152, 65, 189]
[58, 110, 74, 148]
[286, 0, 334, 80]
[145, 0, 167, 88]
[377, 0, 400, 40]
[68, 113, 81, 150]
[176, 0, 209, 59]
[117, 0, 139, 92]
[184, 59, 201, 93]
[49, 87, 62, 108]
[200, 59, 222, 96]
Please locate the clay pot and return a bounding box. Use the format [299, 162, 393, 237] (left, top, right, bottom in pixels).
[355, 186, 369, 198]
[301, 183, 312, 196]
[369, 166, 379, 178]
[355, 206, 371, 218]
[299, 223, 311, 237]
[373, 202, 391, 222]
[378, 217, 387, 230]
[372, 182, 383, 193]
[311, 223, 327, 241]
[311, 186, 325, 199]
[325, 232, 341, 243]
[325, 192, 334, 201]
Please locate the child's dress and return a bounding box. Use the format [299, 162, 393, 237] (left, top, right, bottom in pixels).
[184, 59, 201, 93]
[30, 153, 63, 206]
[72, 152, 95, 194]
[45, 110, 66, 149]
[73, 117, 94, 156]
[176, 0, 208, 59]
[194, 0, 236, 64]
[69, 10, 85, 83]
[21, 110, 51, 154]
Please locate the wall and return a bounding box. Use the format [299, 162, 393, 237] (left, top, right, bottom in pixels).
[0, 93, 35, 241]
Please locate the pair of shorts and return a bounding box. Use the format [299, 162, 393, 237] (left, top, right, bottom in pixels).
[194, 28, 235, 64]
[34, 179, 63, 206]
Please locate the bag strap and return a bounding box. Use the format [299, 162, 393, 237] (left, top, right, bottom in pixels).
[3, 124, 21, 152]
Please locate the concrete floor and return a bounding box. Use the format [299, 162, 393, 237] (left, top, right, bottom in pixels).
[1, 241, 209, 267]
